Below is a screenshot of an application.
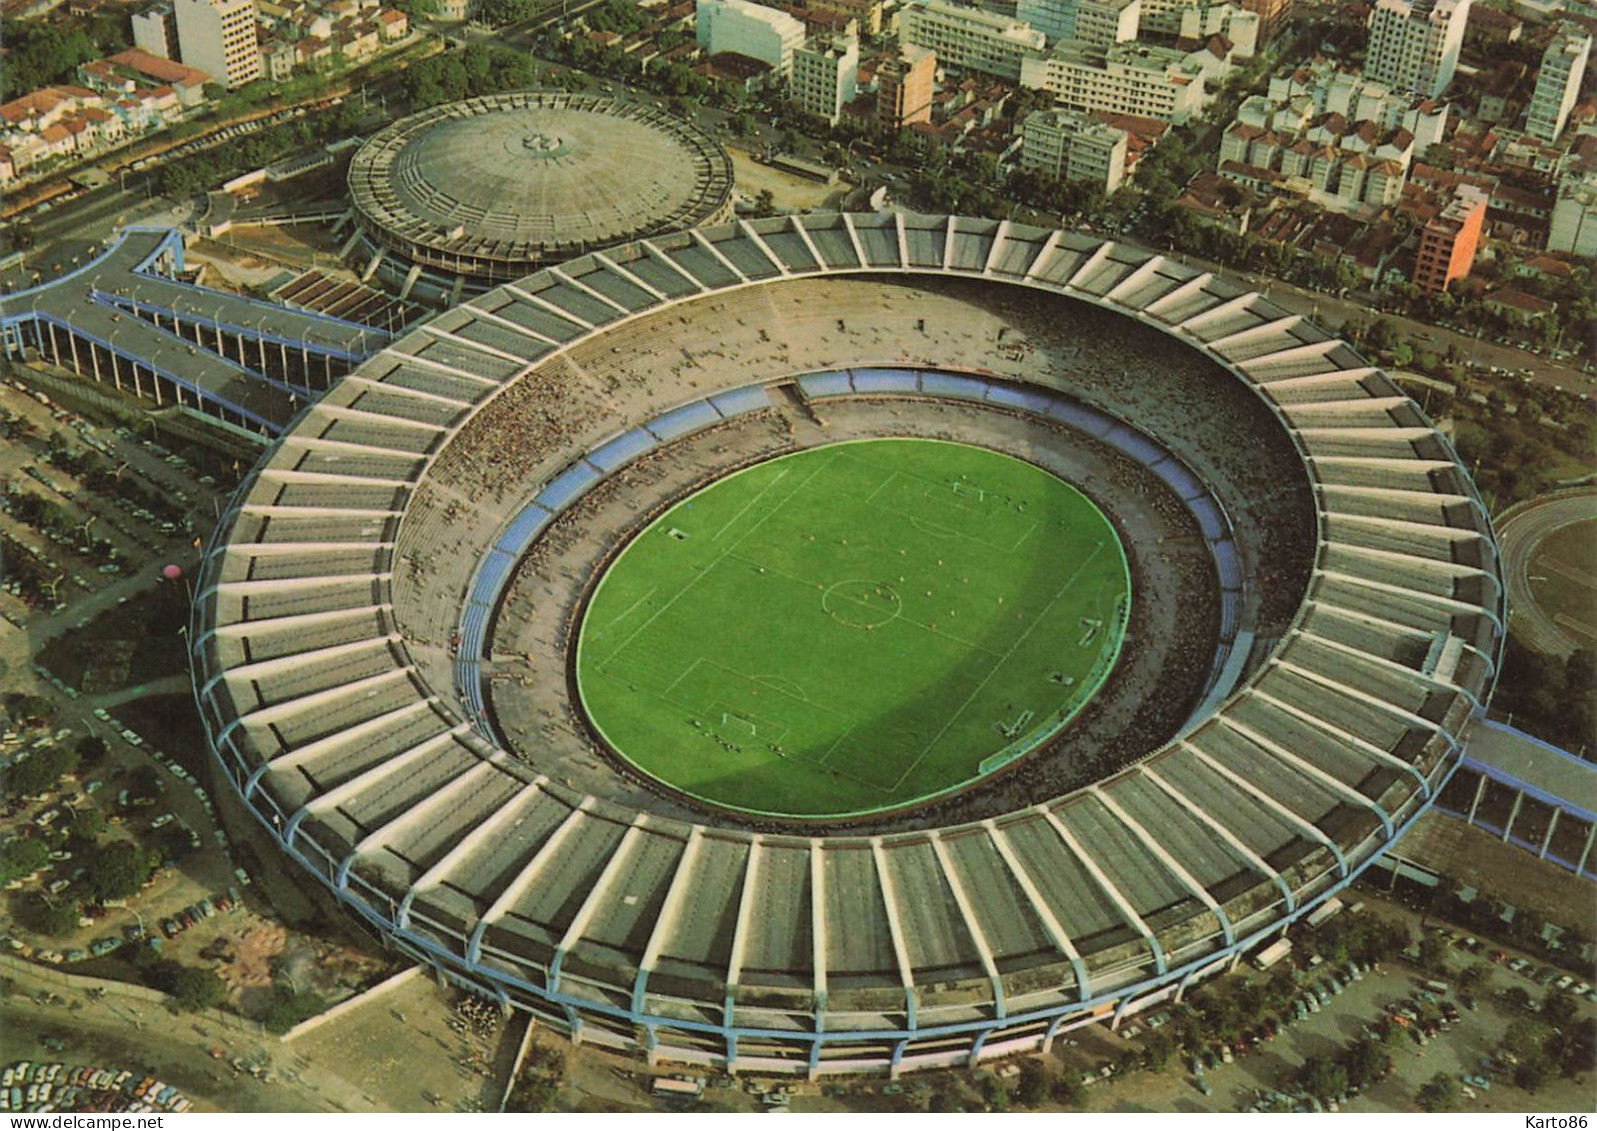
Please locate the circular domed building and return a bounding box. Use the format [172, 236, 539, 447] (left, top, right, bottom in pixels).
[346, 92, 734, 300]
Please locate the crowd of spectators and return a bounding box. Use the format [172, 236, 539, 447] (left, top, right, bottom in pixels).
[382, 273, 1322, 833]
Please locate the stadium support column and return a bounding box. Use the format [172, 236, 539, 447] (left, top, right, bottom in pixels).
[338, 227, 364, 258]
[889, 1039, 908, 1079]
[361, 248, 386, 283]
[1465, 774, 1488, 825]
[967, 1029, 989, 1068]
[1577, 824, 1596, 877]
[1540, 810, 1560, 860]
[1500, 789, 1525, 843]
[400, 264, 423, 302]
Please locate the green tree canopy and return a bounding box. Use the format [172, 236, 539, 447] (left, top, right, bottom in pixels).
[83, 842, 158, 902]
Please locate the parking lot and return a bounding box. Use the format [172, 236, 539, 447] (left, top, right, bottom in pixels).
[1053, 893, 1596, 1115]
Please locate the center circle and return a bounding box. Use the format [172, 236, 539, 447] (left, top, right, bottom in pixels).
[821, 579, 903, 629]
[573, 438, 1132, 819]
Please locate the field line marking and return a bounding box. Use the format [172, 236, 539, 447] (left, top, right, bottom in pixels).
[601, 586, 657, 633]
[662, 656, 705, 696]
[889, 539, 1108, 792]
[595, 459, 829, 670]
[710, 466, 791, 543]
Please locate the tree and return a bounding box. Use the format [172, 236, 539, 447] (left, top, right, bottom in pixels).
[4, 693, 53, 727]
[978, 1073, 1010, 1113]
[29, 896, 81, 937]
[0, 21, 99, 100]
[263, 987, 328, 1034]
[1417, 934, 1448, 971]
[5, 746, 77, 798]
[83, 842, 158, 902]
[1542, 989, 1578, 1029]
[1342, 1039, 1390, 1090]
[66, 808, 107, 843]
[1416, 1072, 1457, 1112]
[752, 188, 777, 218]
[1013, 1061, 1047, 1108]
[1514, 1057, 1552, 1094]
[1298, 1055, 1348, 1102]
[169, 966, 228, 1012]
[0, 837, 49, 883]
[74, 735, 108, 767]
[927, 1081, 964, 1113]
[1503, 1017, 1547, 1061]
[1048, 1073, 1083, 1107]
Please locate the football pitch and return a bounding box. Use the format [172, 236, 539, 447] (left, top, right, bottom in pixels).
[574, 439, 1130, 817]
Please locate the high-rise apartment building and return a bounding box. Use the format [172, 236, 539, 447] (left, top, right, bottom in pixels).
[696, 0, 808, 77]
[1364, 0, 1471, 99]
[899, 0, 1046, 81]
[876, 43, 935, 128]
[791, 35, 860, 124]
[173, 0, 260, 88]
[132, 2, 180, 60]
[1412, 183, 1487, 293]
[1015, 0, 1138, 43]
[1020, 40, 1207, 123]
[1074, 0, 1140, 46]
[1240, 0, 1291, 42]
[1015, 0, 1076, 42]
[1525, 23, 1591, 142]
[1020, 107, 1128, 191]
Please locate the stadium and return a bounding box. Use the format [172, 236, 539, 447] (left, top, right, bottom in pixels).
[345, 92, 735, 300]
[191, 213, 1503, 1077]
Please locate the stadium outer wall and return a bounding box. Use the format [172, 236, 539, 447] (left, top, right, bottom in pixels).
[190, 214, 1504, 1078]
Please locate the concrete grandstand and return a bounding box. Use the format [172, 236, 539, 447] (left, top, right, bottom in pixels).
[191, 213, 1504, 1077]
[0, 227, 389, 440]
[344, 93, 735, 303]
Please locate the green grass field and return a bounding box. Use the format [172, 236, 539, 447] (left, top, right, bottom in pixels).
[574, 439, 1130, 817]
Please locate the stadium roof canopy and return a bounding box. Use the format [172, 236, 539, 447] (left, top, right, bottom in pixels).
[193, 213, 1503, 1076]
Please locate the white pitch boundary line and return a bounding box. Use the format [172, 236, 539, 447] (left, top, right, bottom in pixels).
[889, 540, 1107, 792]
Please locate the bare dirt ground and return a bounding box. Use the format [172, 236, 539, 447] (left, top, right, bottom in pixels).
[727, 147, 848, 213]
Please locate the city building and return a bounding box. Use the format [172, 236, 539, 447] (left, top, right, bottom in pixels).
[1525, 23, 1591, 143]
[1266, 61, 1450, 149]
[1548, 164, 1597, 256]
[791, 34, 860, 124]
[876, 42, 936, 127]
[1240, 0, 1291, 42]
[1074, 0, 1140, 47]
[1020, 105, 1128, 190]
[174, 0, 262, 88]
[808, 0, 882, 36]
[1412, 182, 1487, 292]
[1013, 0, 1140, 46]
[696, 0, 807, 78]
[1020, 40, 1207, 123]
[1178, 1, 1259, 58]
[78, 48, 210, 108]
[131, 2, 180, 60]
[1364, 0, 1471, 99]
[1015, 0, 1075, 42]
[899, 0, 1046, 81]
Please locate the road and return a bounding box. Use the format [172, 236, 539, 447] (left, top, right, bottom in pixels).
[1, 185, 194, 294]
[1115, 237, 1590, 400]
[1495, 488, 1597, 659]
